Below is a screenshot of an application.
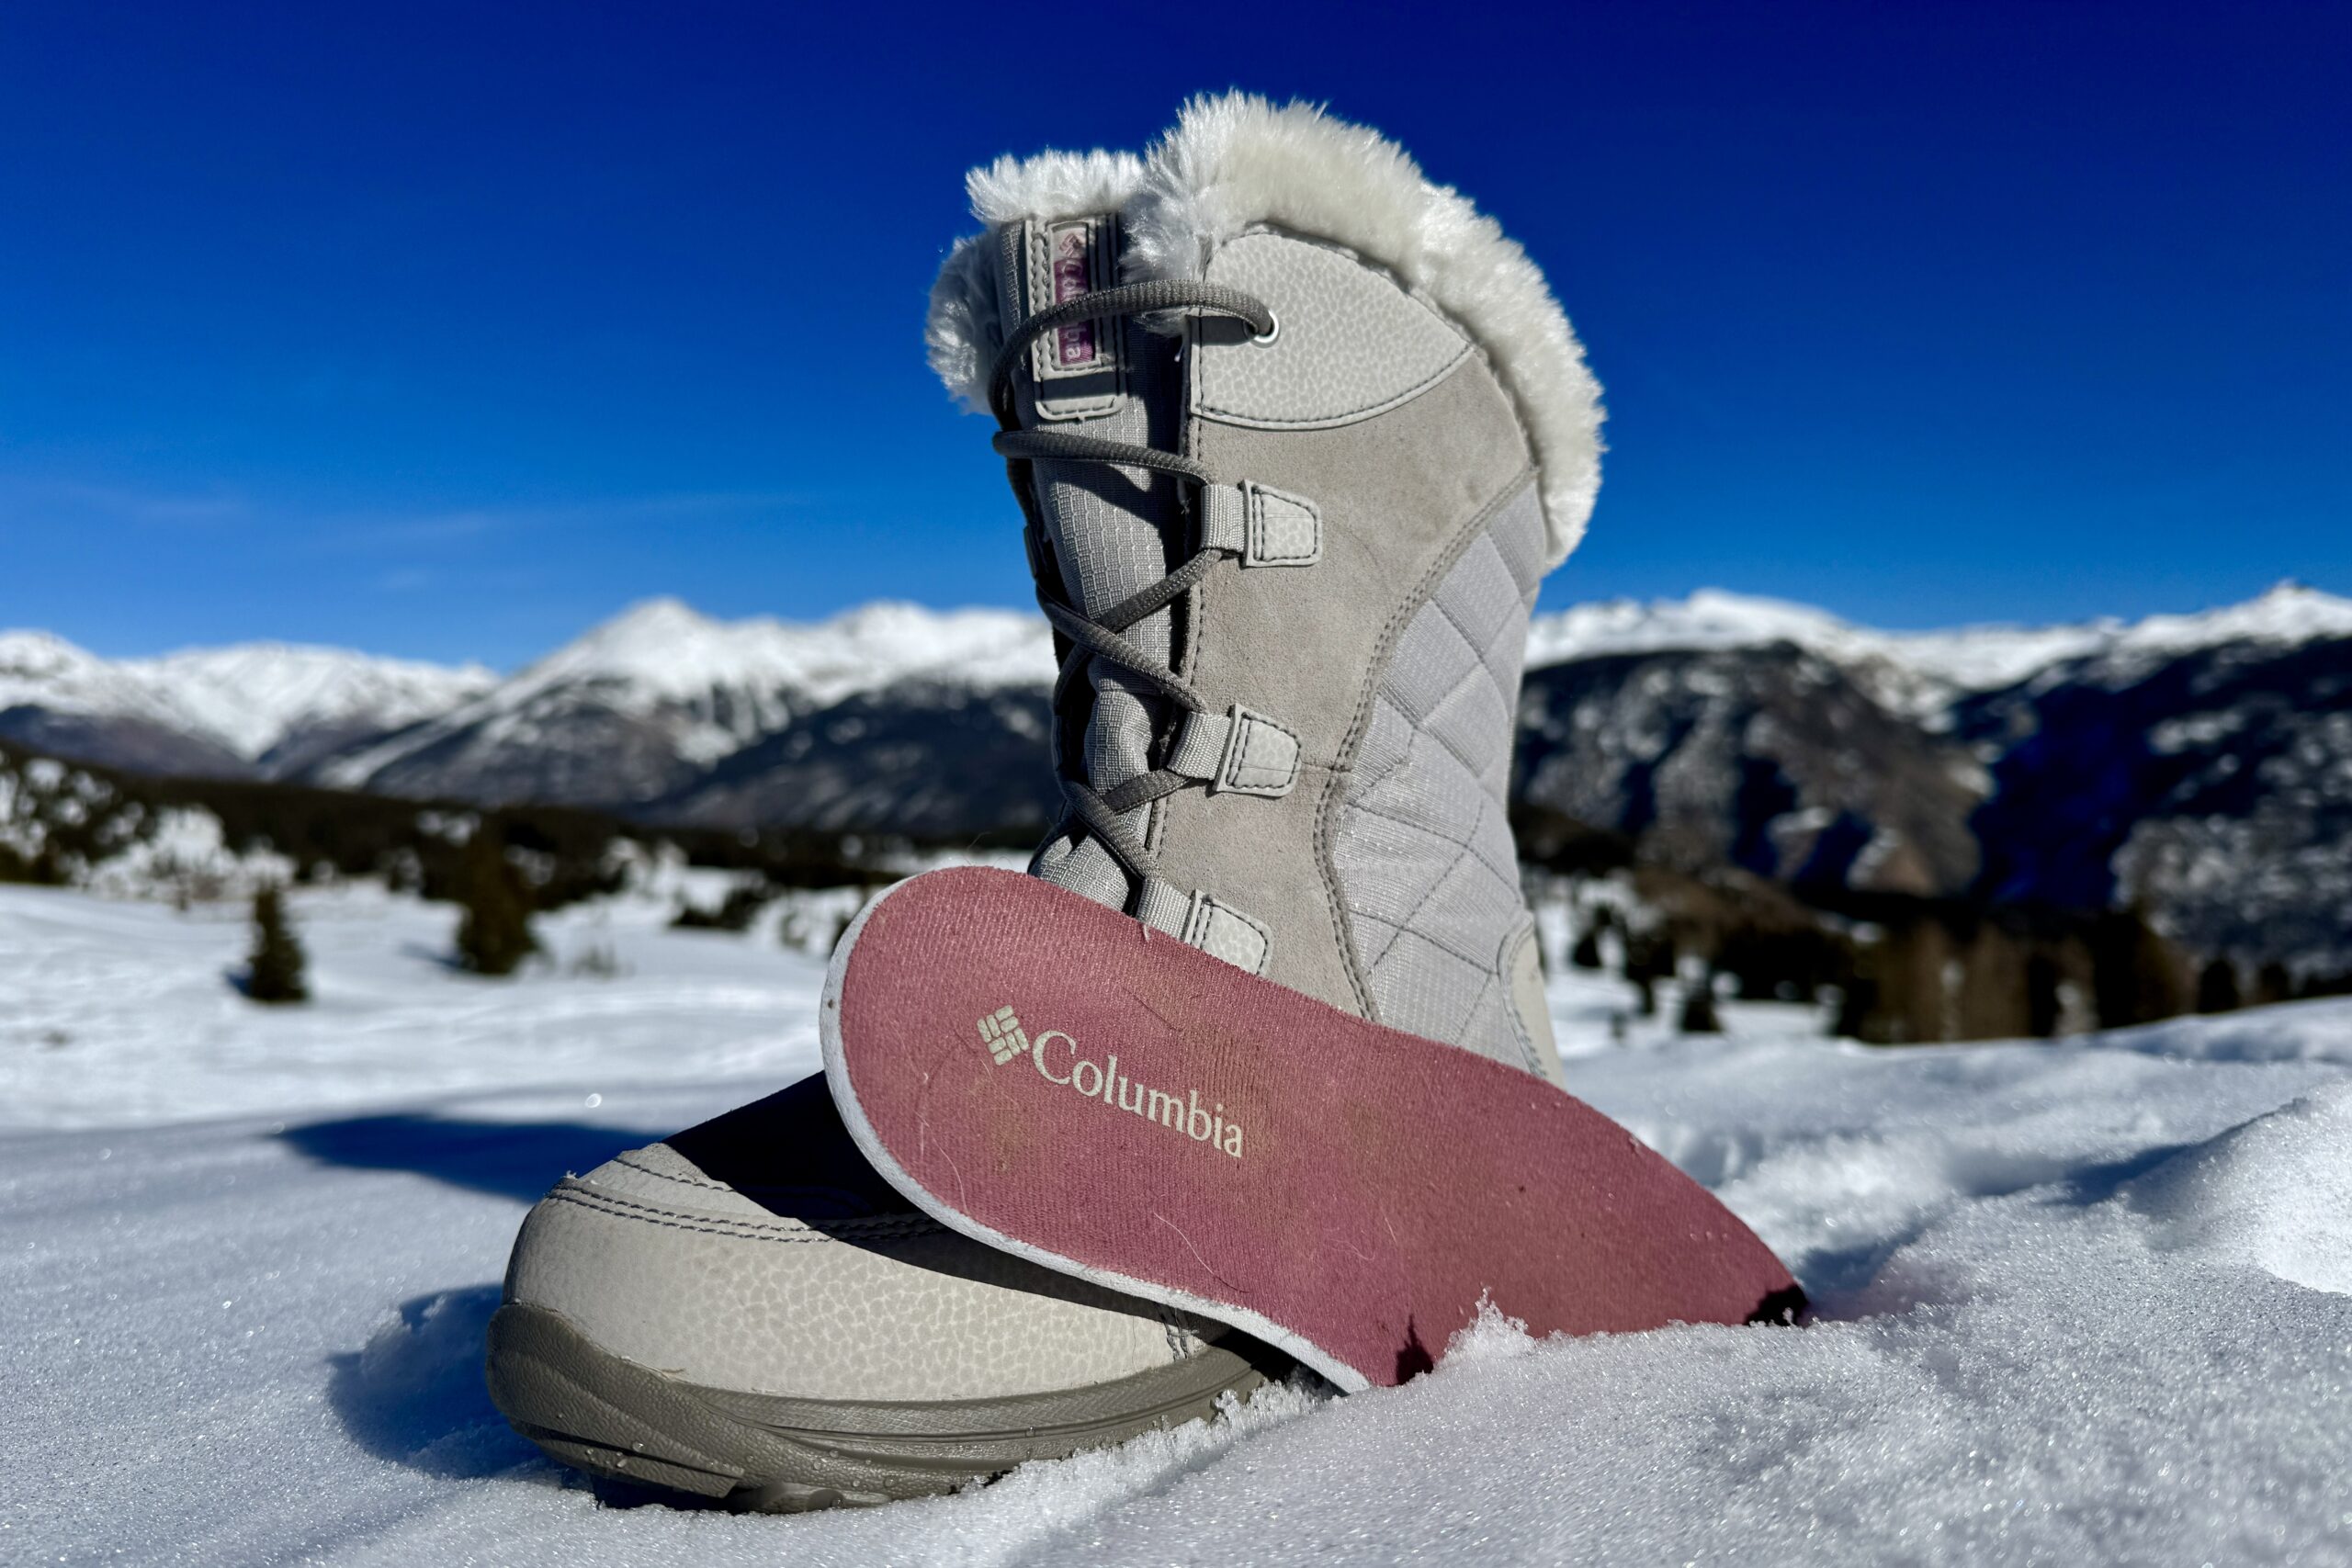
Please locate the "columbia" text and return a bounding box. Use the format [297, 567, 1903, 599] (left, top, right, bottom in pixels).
[1026, 1027, 1244, 1159]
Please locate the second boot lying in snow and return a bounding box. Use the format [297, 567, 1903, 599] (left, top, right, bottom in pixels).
[487, 91, 1792, 1512]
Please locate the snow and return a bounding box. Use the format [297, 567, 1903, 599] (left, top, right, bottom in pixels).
[0, 628, 198, 741]
[1521, 588, 2116, 695]
[461, 595, 1052, 728]
[0, 882, 820, 1129]
[2111, 581, 2352, 660]
[514, 597, 1053, 708]
[77, 806, 299, 903]
[1529, 588, 1903, 667]
[6, 882, 2352, 1563]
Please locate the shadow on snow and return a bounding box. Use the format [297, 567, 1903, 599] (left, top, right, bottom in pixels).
[282, 1113, 665, 1480]
[325, 1283, 550, 1482]
[276, 1112, 662, 1204]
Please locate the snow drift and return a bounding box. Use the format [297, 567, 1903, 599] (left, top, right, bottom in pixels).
[4, 882, 2350, 1563]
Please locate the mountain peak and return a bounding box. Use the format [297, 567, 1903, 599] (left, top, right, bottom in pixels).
[591, 595, 724, 639]
[514, 597, 1050, 705]
[546, 597, 736, 669]
[0, 628, 107, 682]
[2129, 579, 2352, 649]
[513, 596, 816, 702]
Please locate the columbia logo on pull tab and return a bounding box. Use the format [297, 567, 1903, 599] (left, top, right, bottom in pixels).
[976, 1006, 1031, 1066]
[1051, 229, 1096, 366]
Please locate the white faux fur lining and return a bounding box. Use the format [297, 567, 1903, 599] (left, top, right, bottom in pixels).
[921, 235, 1006, 423]
[967, 147, 1146, 227]
[924, 95, 1603, 568]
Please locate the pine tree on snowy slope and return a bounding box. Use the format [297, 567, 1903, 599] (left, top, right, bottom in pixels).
[243, 886, 308, 1004]
[454, 829, 537, 977]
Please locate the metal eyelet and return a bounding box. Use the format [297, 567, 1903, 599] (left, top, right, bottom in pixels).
[1251, 310, 1280, 346]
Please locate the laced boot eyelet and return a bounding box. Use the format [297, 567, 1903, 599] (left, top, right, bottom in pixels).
[1251, 310, 1280, 346]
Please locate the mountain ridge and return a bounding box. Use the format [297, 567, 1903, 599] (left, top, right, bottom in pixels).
[15, 579, 2346, 747]
[6, 582, 2349, 969]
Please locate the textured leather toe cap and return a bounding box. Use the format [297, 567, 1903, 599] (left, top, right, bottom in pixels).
[501, 1077, 1224, 1404]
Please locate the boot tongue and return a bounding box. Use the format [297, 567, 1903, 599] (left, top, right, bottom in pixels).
[994, 215, 1186, 909]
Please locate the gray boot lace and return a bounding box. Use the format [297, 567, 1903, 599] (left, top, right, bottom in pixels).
[987, 279, 1282, 907]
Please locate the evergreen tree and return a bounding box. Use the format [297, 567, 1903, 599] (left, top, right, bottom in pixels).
[2195, 958, 2242, 1015]
[1631, 974, 1658, 1018]
[1831, 976, 1878, 1042]
[672, 881, 773, 932]
[455, 829, 538, 976]
[2089, 908, 2188, 1029]
[1623, 930, 1675, 1018]
[1569, 925, 1605, 971]
[777, 908, 810, 951]
[1678, 972, 1724, 1035]
[2025, 953, 2065, 1038]
[569, 941, 620, 978]
[244, 886, 309, 1003]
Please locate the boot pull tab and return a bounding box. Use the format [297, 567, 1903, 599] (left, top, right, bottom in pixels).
[1135, 878, 1273, 976]
[1196, 481, 1322, 568]
[1167, 705, 1300, 799]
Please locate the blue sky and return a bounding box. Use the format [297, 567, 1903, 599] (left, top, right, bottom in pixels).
[4, 1, 2346, 668]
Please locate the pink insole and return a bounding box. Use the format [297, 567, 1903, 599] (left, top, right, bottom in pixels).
[823, 868, 1801, 1390]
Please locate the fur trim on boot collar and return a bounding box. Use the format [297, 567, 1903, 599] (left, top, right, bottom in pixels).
[925, 94, 1603, 568]
[923, 150, 1147, 431]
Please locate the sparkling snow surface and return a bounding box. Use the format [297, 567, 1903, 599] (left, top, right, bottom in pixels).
[5, 884, 2351, 1564]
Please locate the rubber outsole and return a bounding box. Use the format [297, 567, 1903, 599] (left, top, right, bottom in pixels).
[484, 1302, 1274, 1510]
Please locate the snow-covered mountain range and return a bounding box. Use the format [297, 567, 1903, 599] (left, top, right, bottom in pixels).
[1512, 581, 2352, 968]
[7, 583, 2351, 964]
[0, 599, 1054, 836]
[1525, 581, 2352, 718]
[15, 583, 2346, 787]
[300, 598, 1052, 820]
[0, 630, 495, 778]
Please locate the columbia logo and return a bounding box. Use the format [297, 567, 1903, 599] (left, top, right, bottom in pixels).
[976, 1006, 1031, 1066]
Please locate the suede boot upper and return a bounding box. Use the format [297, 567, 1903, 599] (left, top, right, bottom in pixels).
[928, 94, 1605, 1078]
